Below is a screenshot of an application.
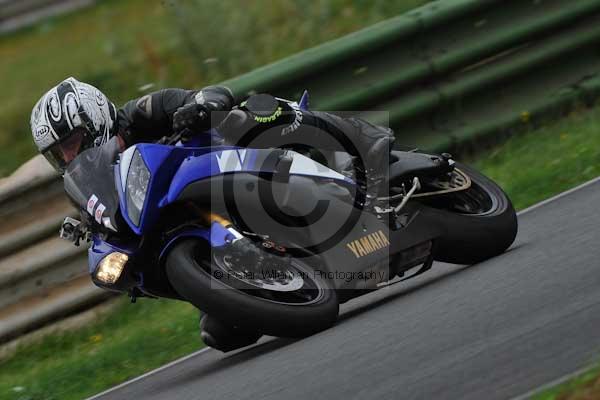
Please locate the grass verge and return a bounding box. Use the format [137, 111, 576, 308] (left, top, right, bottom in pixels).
[468, 104, 600, 210]
[1, 102, 599, 400]
[532, 365, 600, 400]
[0, 298, 200, 400]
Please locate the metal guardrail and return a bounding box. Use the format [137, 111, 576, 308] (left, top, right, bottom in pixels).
[0, 157, 110, 343]
[3, 0, 600, 342]
[222, 0, 600, 151]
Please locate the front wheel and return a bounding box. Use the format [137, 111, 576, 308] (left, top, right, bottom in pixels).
[166, 240, 339, 338]
[418, 163, 518, 264]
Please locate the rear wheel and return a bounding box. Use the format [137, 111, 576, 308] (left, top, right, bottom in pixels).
[166, 240, 339, 338]
[417, 163, 518, 264]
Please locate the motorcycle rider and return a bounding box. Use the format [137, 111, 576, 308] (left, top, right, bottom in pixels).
[30, 77, 395, 350]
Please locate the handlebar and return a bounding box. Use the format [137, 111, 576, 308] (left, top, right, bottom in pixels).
[159, 110, 209, 146]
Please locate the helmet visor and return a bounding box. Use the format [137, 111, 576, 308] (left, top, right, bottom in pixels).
[42, 127, 95, 172]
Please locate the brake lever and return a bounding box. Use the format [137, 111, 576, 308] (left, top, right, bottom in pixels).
[156, 130, 184, 145]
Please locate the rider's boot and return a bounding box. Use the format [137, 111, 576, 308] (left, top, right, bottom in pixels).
[199, 314, 262, 352]
[363, 134, 394, 208]
[309, 114, 394, 206]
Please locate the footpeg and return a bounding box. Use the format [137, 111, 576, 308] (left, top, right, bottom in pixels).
[373, 177, 421, 214]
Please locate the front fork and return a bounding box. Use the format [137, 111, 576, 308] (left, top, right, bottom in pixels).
[201, 212, 245, 244]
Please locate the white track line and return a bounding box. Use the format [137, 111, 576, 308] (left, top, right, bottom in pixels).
[510, 365, 597, 400]
[88, 175, 600, 399]
[86, 347, 212, 400]
[517, 175, 600, 216]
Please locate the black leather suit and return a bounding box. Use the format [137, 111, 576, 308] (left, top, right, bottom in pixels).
[114, 86, 394, 164]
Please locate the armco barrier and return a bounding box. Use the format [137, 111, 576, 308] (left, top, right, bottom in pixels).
[3, 0, 600, 342]
[0, 157, 110, 343]
[222, 0, 600, 150]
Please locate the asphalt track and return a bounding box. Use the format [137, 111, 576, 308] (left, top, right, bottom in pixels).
[91, 178, 600, 400]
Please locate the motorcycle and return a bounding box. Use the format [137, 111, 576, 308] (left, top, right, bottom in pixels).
[59, 93, 517, 351]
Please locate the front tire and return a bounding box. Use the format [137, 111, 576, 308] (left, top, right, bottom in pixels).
[166, 240, 339, 338]
[419, 163, 518, 264]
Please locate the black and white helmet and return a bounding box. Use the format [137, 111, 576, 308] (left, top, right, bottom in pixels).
[30, 77, 117, 172]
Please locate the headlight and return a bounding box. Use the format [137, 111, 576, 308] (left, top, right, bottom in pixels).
[126, 150, 150, 226]
[95, 252, 128, 284]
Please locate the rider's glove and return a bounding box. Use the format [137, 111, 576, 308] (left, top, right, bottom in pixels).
[172, 103, 209, 134]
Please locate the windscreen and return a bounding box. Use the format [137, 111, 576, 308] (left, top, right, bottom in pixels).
[63, 137, 122, 230]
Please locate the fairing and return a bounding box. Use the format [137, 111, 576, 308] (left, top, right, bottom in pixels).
[63, 137, 122, 231]
[165, 147, 353, 204]
[116, 143, 353, 235]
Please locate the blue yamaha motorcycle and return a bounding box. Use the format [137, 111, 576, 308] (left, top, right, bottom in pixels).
[59, 95, 517, 350]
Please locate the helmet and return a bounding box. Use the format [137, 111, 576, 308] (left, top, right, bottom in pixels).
[30, 77, 117, 172]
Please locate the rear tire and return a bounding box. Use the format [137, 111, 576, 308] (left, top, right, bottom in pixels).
[419, 163, 518, 264]
[166, 240, 339, 338]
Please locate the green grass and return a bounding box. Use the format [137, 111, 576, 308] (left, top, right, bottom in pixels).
[532, 365, 600, 400]
[0, 298, 200, 400]
[468, 104, 600, 210]
[0, 0, 429, 177]
[1, 102, 599, 400]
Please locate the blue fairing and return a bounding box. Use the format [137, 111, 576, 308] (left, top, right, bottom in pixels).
[299, 90, 310, 110]
[157, 221, 235, 263]
[164, 148, 354, 206]
[166, 147, 261, 204]
[117, 144, 185, 234]
[117, 143, 248, 234]
[117, 141, 353, 235]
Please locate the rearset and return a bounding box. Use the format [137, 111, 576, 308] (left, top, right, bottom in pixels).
[374, 177, 421, 215]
